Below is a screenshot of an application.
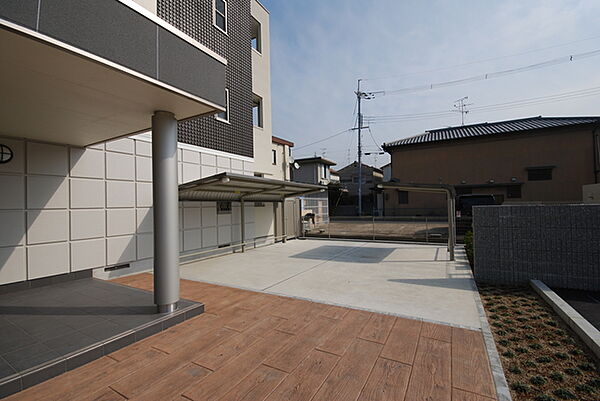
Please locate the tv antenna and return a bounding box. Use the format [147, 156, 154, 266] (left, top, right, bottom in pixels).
[453, 96, 473, 125]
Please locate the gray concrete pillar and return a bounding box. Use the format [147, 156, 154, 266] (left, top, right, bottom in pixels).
[152, 111, 180, 313]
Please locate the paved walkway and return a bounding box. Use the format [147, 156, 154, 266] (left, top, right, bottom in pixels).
[181, 239, 481, 328]
[6, 275, 497, 401]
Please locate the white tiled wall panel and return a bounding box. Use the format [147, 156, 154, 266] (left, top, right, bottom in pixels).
[137, 233, 153, 260]
[0, 136, 258, 282]
[70, 210, 105, 240]
[136, 156, 152, 182]
[106, 138, 134, 154]
[0, 175, 24, 209]
[0, 211, 25, 247]
[27, 175, 68, 209]
[136, 208, 153, 233]
[136, 182, 153, 207]
[107, 181, 135, 208]
[106, 209, 136, 237]
[71, 239, 106, 271]
[27, 142, 68, 176]
[106, 152, 135, 181]
[71, 178, 105, 209]
[27, 210, 69, 245]
[0, 247, 26, 285]
[107, 235, 137, 265]
[70, 148, 105, 179]
[27, 242, 69, 279]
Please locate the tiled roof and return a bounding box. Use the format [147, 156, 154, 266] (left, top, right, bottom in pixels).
[383, 116, 600, 148]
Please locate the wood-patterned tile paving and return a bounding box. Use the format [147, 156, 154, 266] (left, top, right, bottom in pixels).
[5, 273, 498, 401]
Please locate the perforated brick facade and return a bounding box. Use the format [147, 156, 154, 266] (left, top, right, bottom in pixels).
[158, 0, 254, 157]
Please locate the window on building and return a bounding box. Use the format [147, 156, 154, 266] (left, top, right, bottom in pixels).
[527, 166, 554, 181]
[251, 17, 261, 53]
[397, 190, 409, 204]
[507, 185, 522, 199]
[217, 201, 232, 214]
[214, 0, 227, 33]
[252, 94, 263, 127]
[215, 88, 229, 122]
[272, 149, 276, 165]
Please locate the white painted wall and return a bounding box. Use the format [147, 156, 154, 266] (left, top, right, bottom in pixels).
[0, 134, 258, 285]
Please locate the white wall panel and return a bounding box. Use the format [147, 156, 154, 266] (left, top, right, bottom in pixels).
[107, 235, 137, 265]
[0, 175, 24, 209]
[71, 178, 105, 209]
[106, 152, 135, 181]
[71, 239, 106, 271]
[0, 211, 25, 246]
[70, 209, 105, 240]
[106, 181, 135, 208]
[106, 138, 134, 154]
[182, 149, 200, 164]
[202, 227, 217, 248]
[137, 233, 153, 259]
[136, 208, 153, 233]
[107, 209, 136, 237]
[0, 247, 26, 285]
[136, 156, 152, 182]
[27, 175, 69, 209]
[27, 142, 68, 176]
[136, 182, 153, 207]
[183, 229, 202, 251]
[183, 207, 202, 229]
[27, 210, 69, 244]
[27, 242, 69, 279]
[70, 148, 105, 179]
[182, 163, 201, 183]
[202, 207, 217, 227]
[135, 140, 152, 156]
[218, 226, 231, 245]
[201, 153, 216, 166]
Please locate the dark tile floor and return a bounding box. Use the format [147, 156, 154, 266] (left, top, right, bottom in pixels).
[0, 278, 197, 381]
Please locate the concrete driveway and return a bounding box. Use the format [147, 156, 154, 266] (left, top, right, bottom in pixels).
[180, 239, 481, 329]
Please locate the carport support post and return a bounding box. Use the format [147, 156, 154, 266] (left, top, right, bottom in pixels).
[281, 198, 287, 243]
[240, 200, 246, 252]
[152, 111, 180, 313]
[447, 193, 455, 261]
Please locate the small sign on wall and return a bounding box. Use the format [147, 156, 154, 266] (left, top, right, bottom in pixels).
[0, 144, 13, 164]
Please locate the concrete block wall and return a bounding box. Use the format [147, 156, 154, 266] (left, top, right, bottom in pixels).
[0, 134, 258, 285]
[473, 204, 600, 291]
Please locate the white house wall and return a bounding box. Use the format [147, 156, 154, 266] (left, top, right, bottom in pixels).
[0, 134, 264, 285]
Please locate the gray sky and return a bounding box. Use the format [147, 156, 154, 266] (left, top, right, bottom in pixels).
[259, 0, 600, 169]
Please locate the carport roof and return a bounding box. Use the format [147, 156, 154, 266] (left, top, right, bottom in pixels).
[179, 172, 327, 202]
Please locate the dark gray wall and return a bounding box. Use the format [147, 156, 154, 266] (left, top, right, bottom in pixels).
[0, 0, 226, 106]
[159, 0, 254, 158]
[473, 204, 600, 291]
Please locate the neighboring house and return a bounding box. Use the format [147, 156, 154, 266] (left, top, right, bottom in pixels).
[0, 0, 282, 298]
[382, 116, 600, 216]
[271, 136, 295, 181]
[329, 168, 340, 183]
[334, 162, 384, 216]
[292, 156, 336, 225]
[381, 163, 391, 182]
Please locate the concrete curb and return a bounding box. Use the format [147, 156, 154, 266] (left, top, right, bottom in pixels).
[470, 275, 513, 401]
[530, 279, 600, 362]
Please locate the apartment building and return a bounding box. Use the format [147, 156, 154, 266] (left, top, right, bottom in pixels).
[0, 0, 302, 308]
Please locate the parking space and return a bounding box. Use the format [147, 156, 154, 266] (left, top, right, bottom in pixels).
[180, 239, 481, 328]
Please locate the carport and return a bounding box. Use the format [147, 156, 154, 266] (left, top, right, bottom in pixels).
[179, 172, 326, 251]
[376, 182, 457, 260]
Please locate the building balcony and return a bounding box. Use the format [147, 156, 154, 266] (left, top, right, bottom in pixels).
[0, 0, 227, 146]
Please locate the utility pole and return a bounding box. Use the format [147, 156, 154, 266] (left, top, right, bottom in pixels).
[354, 79, 374, 216]
[453, 96, 473, 126]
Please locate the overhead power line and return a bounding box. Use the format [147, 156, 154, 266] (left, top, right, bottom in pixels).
[364, 49, 600, 97]
[294, 128, 351, 151]
[363, 85, 600, 125]
[362, 33, 600, 82]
